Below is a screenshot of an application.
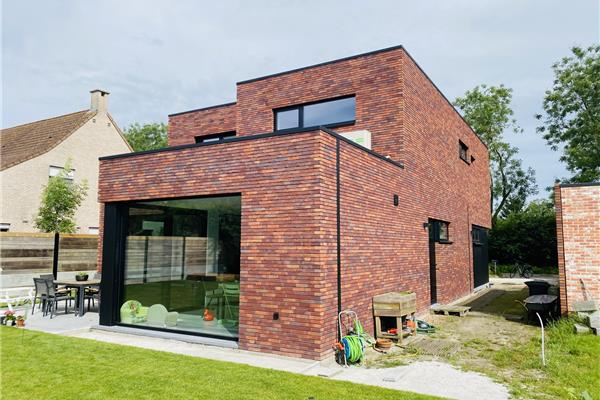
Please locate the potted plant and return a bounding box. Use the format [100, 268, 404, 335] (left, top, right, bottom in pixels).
[15, 315, 25, 328]
[75, 272, 89, 281]
[3, 310, 15, 326]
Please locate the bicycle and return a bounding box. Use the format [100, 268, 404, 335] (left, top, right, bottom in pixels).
[508, 262, 533, 278]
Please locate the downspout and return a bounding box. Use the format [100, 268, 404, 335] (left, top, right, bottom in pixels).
[336, 138, 342, 314]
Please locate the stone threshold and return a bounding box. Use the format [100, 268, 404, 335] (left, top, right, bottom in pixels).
[91, 324, 239, 349]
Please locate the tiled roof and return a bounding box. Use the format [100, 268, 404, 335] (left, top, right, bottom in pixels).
[0, 110, 96, 171]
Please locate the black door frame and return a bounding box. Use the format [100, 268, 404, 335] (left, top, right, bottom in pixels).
[471, 225, 489, 288]
[428, 219, 438, 305]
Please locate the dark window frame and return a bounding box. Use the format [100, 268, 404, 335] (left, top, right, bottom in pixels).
[459, 140, 469, 164]
[108, 193, 242, 342]
[472, 228, 483, 245]
[194, 131, 236, 144]
[429, 219, 451, 243]
[274, 95, 356, 132]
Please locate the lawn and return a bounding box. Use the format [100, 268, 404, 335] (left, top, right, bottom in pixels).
[0, 327, 438, 400]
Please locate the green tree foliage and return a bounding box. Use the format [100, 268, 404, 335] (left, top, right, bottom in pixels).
[536, 45, 600, 183]
[123, 122, 168, 151]
[455, 85, 537, 222]
[489, 200, 557, 268]
[34, 161, 88, 233]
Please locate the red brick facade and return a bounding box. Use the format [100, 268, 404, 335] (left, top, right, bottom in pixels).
[98, 46, 491, 360]
[555, 183, 600, 314]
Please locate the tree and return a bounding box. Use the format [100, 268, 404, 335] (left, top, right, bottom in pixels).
[489, 200, 557, 268]
[454, 85, 537, 223]
[123, 122, 168, 151]
[34, 161, 88, 233]
[536, 45, 600, 183]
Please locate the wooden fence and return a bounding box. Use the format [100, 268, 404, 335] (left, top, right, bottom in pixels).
[0, 233, 98, 287]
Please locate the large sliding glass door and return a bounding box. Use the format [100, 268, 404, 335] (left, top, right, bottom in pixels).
[119, 195, 241, 339]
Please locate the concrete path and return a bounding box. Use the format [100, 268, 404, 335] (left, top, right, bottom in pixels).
[490, 275, 558, 285]
[328, 361, 509, 400]
[17, 305, 509, 399]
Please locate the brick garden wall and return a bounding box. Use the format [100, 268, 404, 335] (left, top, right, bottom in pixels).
[555, 183, 600, 314]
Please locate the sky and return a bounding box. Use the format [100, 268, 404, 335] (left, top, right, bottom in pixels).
[2, 0, 599, 199]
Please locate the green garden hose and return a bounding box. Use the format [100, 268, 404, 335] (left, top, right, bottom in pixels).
[341, 335, 364, 363]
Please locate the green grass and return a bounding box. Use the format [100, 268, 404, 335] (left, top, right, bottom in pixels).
[0, 327, 438, 400]
[476, 287, 529, 316]
[489, 317, 600, 399]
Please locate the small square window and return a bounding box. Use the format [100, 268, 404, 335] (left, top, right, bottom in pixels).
[459, 140, 469, 163]
[429, 220, 450, 242]
[438, 221, 449, 241]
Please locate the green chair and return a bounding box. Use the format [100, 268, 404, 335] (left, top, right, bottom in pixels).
[221, 282, 240, 324]
[120, 300, 148, 324]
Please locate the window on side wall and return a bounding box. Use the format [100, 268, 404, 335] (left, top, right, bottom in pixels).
[49, 165, 74, 181]
[88, 227, 99, 234]
[274, 96, 356, 131]
[459, 140, 469, 163]
[0, 223, 10, 232]
[430, 220, 450, 243]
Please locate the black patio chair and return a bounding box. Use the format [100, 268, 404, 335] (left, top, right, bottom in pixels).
[44, 280, 75, 319]
[84, 273, 101, 311]
[40, 274, 72, 304]
[32, 278, 49, 315]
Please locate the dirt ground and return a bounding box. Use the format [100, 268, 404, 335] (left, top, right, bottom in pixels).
[366, 282, 542, 390]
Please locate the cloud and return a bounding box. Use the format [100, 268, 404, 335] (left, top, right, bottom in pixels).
[2, 0, 598, 198]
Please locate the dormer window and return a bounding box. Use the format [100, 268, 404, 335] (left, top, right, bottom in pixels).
[274, 96, 356, 131]
[459, 140, 469, 163]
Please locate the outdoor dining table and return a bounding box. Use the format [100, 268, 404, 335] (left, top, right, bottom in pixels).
[54, 279, 101, 317]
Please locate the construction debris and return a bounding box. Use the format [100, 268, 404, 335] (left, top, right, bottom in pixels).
[573, 323, 591, 335]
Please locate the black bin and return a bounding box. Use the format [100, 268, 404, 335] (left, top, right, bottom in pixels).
[525, 280, 550, 296]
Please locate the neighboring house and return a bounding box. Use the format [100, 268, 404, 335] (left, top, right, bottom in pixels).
[555, 182, 600, 314]
[0, 90, 132, 233]
[97, 45, 491, 360]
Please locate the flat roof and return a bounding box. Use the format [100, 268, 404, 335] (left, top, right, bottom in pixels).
[168, 101, 236, 118]
[99, 125, 404, 170]
[166, 44, 487, 150]
[236, 45, 405, 85]
[559, 181, 600, 188]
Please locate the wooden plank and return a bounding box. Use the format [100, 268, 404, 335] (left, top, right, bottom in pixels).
[430, 305, 471, 317]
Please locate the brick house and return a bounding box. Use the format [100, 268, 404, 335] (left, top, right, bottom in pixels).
[97, 45, 491, 360]
[554, 182, 600, 315]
